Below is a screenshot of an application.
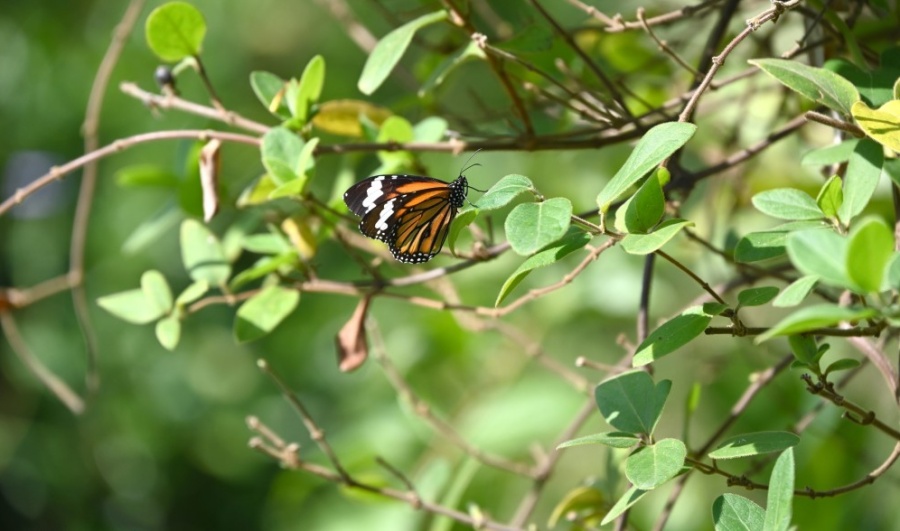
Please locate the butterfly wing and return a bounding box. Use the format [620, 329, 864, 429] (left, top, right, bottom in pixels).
[343, 175, 450, 217]
[345, 175, 469, 263]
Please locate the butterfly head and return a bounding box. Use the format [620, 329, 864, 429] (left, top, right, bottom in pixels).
[449, 175, 469, 208]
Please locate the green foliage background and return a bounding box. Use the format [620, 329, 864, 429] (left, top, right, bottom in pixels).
[2, 1, 899, 530]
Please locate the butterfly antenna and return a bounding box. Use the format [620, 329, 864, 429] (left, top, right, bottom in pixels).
[458, 149, 483, 176]
[459, 149, 487, 192]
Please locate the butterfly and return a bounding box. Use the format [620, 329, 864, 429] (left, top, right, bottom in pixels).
[343, 173, 474, 263]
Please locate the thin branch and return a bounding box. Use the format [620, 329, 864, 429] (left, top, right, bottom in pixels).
[0, 311, 85, 414]
[636, 8, 700, 76]
[73, 0, 146, 396]
[655, 250, 727, 305]
[0, 130, 260, 217]
[369, 323, 537, 478]
[119, 82, 270, 134]
[679, 1, 801, 123]
[805, 110, 866, 136]
[566, 0, 723, 33]
[443, 0, 535, 136]
[802, 374, 900, 441]
[256, 359, 353, 482]
[529, 0, 632, 119]
[705, 325, 884, 338]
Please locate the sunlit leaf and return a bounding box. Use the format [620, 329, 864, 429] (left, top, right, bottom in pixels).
[750, 58, 859, 115]
[358, 10, 449, 94]
[505, 198, 572, 255]
[145, 1, 206, 62]
[234, 285, 300, 343]
[633, 306, 711, 366]
[597, 122, 697, 212]
[708, 432, 800, 460]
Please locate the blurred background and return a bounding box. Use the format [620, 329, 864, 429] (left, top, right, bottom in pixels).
[2, 1, 899, 530]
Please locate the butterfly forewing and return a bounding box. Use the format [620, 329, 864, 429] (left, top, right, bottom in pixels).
[344, 174, 470, 263]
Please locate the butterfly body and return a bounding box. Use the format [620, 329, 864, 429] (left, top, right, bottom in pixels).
[343, 174, 469, 263]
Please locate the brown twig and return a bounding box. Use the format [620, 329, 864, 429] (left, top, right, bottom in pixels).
[0, 311, 85, 414]
[678, 0, 801, 123]
[119, 82, 270, 134]
[0, 130, 260, 217]
[566, 0, 723, 33]
[72, 0, 147, 395]
[369, 323, 537, 477]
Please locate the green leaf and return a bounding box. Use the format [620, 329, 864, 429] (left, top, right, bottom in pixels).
[594, 370, 671, 435]
[242, 233, 292, 255]
[229, 253, 299, 291]
[802, 139, 860, 166]
[621, 219, 693, 255]
[847, 217, 894, 293]
[115, 165, 179, 188]
[237, 174, 278, 207]
[292, 55, 326, 123]
[751, 188, 823, 221]
[155, 314, 181, 351]
[712, 494, 765, 531]
[833, 56, 900, 108]
[750, 58, 860, 116]
[97, 289, 167, 325]
[250, 71, 288, 118]
[737, 286, 780, 308]
[852, 100, 900, 153]
[763, 449, 794, 531]
[622, 172, 665, 233]
[788, 335, 818, 364]
[375, 116, 414, 171]
[141, 270, 173, 316]
[234, 285, 300, 343]
[885, 252, 900, 290]
[597, 122, 697, 212]
[624, 438, 687, 490]
[474, 174, 535, 211]
[600, 487, 649, 527]
[175, 280, 209, 306]
[358, 10, 449, 95]
[772, 275, 818, 307]
[261, 128, 304, 186]
[269, 137, 319, 198]
[180, 219, 231, 285]
[311, 99, 392, 138]
[419, 41, 485, 97]
[708, 432, 800, 460]
[816, 176, 843, 218]
[557, 432, 640, 450]
[496, 229, 591, 305]
[145, 2, 207, 62]
[824, 358, 861, 375]
[735, 231, 788, 263]
[413, 116, 448, 142]
[633, 306, 711, 366]
[447, 208, 479, 255]
[122, 203, 183, 254]
[702, 302, 729, 316]
[838, 139, 884, 223]
[756, 305, 878, 343]
[548, 486, 605, 529]
[505, 198, 572, 256]
[786, 229, 849, 288]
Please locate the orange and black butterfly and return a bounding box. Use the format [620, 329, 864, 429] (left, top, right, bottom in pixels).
[343, 173, 474, 263]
